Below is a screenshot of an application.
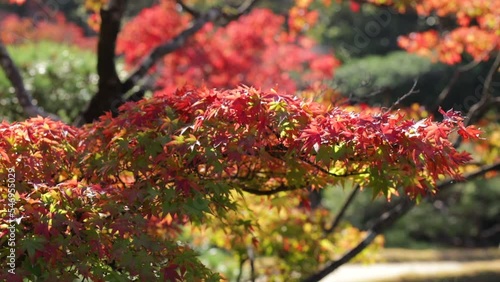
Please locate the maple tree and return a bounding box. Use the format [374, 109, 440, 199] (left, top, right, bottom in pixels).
[117, 5, 338, 93]
[365, 0, 500, 64]
[0, 86, 482, 280]
[0, 0, 499, 281]
[0, 13, 96, 50]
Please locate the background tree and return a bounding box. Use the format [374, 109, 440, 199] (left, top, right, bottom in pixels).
[0, 0, 499, 281]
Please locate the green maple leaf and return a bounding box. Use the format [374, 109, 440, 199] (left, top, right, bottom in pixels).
[20, 235, 46, 259]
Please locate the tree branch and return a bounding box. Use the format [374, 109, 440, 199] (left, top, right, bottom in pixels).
[451, 51, 500, 147]
[121, 0, 260, 94]
[385, 79, 419, 113]
[303, 161, 500, 282]
[0, 41, 59, 120]
[76, 0, 260, 125]
[241, 183, 299, 195]
[248, 244, 256, 282]
[430, 59, 481, 113]
[322, 184, 360, 235]
[464, 51, 500, 126]
[236, 255, 247, 282]
[76, 0, 127, 126]
[233, 0, 261, 16]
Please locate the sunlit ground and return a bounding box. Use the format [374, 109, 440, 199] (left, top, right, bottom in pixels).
[322, 248, 500, 282]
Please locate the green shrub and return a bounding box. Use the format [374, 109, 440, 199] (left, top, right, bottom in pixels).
[311, 3, 421, 61]
[329, 51, 452, 107]
[0, 41, 97, 123]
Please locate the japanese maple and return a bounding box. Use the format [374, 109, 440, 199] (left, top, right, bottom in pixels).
[0, 0, 492, 280]
[0, 86, 480, 280]
[117, 4, 339, 93]
[367, 0, 500, 64]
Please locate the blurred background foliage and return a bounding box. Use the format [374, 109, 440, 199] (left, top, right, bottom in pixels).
[0, 0, 499, 275]
[310, 1, 500, 251]
[182, 191, 384, 280]
[329, 51, 451, 106]
[311, 2, 500, 111]
[323, 176, 500, 249]
[0, 41, 96, 122]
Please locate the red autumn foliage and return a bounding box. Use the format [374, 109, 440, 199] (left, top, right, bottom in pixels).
[0, 86, 480, 280]
[0, 13, 96, 50]
[0, 0, 492, 280]
[367, 0, 500, 64]
[117, 5, 339, 93]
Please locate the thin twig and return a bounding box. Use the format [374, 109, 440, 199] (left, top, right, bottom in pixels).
[248, 245, 256, 282]
[463, 51, 500, 126]
[385, 79, 419, 113]
[338, 89, 384, 106]
[322, 184, 360, 235]
[452, 52, 500, 147]
[236, 0, 261, 15]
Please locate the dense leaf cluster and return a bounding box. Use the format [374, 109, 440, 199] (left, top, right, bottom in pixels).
[0, 86, 479, 280]
[370, 0, 500, 64]
[118, 5, 339, 92]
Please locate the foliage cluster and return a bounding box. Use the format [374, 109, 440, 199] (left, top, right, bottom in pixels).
[117, 4, 339, 93]
[323, 119, 500, 248]
[0, 85, 480, 280]
[0, 13, 96, 49]
[0, 0, 499, 281]
[188, 190, 384, 280]
[0, 41, 97, 122]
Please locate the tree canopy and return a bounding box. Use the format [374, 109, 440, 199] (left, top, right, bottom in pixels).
[0, 0, 499, 281]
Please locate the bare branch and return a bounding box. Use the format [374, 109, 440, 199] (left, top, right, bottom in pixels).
[452, 52, 500, 147]
[121, 0, 261, 94]
[248, 245, 256, 282]
[233, 0, 261, 17]
[385, 79, 419, 113]
[241, 183, 298, 195]
[303, 161, 500, 282]
[0, 41, 60, 120]
[322, 184, 360, 235]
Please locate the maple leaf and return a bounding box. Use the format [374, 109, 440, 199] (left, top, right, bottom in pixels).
[425, 123, 448, 141]
[458, 125, 482, 140]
